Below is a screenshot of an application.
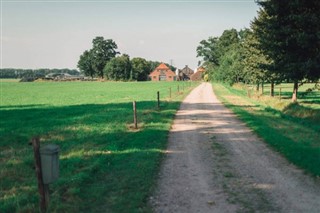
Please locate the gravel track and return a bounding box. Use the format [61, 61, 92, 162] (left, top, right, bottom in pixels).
[150, 82, 320, 213]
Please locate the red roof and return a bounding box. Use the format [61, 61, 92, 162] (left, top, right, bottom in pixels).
[157, 63, 170, 70]
[149, 63, 176, 77]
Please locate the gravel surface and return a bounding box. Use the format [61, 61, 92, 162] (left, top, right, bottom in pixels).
[150, 82, 320, 213]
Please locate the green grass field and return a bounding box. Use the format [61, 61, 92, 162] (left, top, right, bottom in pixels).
[212, 83, 320, 177]
[0, 81, 196, 212]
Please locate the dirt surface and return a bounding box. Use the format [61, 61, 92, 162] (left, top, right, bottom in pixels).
[150, 82, 320, 213]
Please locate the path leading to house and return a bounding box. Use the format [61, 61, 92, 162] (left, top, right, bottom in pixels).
[150, 82, 320, 213]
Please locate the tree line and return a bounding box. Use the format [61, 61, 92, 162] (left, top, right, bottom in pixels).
[197, 0, 320, 102]
[77, 36, 176, 81]
[0, 68, 79, 79]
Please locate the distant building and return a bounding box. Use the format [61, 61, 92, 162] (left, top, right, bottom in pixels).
[149, 63, 177, 81]
[190, 67, 205, 81]
[177, 65, 194, 81]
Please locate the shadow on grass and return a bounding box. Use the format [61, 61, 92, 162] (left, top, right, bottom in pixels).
[0, 101, 180, 212]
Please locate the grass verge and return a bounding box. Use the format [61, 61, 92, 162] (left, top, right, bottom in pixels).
[212, 83, 320, 178]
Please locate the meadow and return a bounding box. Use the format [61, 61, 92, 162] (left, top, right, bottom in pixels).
[212, 82, 320, 177]
[0, 80, 196, 212]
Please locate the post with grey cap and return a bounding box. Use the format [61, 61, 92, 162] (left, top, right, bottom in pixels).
[32, 137, 60, 212]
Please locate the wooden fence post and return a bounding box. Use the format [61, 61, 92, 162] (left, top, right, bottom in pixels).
[31, 137, 47, 213]
[157, 91, 160, 110]
[133, 101, 137, 129]
[279, 88, 282, 100]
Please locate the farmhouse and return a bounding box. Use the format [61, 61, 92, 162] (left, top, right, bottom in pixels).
[149, 63, 177, 81]
[177, 65, 194, 81]
[190, 67, 205, 81]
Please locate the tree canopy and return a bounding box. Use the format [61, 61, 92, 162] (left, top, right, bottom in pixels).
[78, 36, 119, 79]
[252, 0, 320, 101]
[197, 0, 320, 101]
[104, 54, 132, 81]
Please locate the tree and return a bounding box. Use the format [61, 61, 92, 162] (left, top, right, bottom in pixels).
[217, 28, 240, 58]
[91, 37, 119, 78]
[197, 29, 244, 84]
[242, 29, 276, 94]
[253, 1, 320, 102]
[78, 50, 95, 78]
[131, 57, 151, 81]
[78, 36, 119, 79]
[196, 37, 220, 66]
[104, 54, 132, 81]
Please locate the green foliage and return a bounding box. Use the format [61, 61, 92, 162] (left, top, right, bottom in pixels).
[253, 1, 320, 101]
[78, 36, 119, 79]
[0, 81, 197, 212]
[198, 1, 320, 101]
[131, 57, 151, 81]
[196, 36, 220, 66]
[198, 29, 246, 85]
[77, 50, 95, 78]
[104, 54, 132, 81]
[242, 29, 274, 84]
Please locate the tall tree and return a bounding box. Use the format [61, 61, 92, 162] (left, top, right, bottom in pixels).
[78, 50, 95, 78]
[91, 37, 119, 79]
[131, 57, 151, 81]
[104, 54, 131, 81]
[78, 36, 119, 79]
[253, 1, 320, 101]
[196, 37, 220, 66]
[242, 29, 275, 94]
[197, 29, 243, 84]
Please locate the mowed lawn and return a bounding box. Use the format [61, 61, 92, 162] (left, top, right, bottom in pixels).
[0, 81, 196, 212]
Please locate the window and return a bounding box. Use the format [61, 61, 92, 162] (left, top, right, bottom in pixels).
[153, 76, 156, 79]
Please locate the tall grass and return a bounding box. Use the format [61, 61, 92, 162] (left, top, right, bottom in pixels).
[0, 81, 197, 212]
[212, 83, 320, 177]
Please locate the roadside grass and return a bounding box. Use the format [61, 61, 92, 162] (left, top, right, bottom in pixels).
[212, 83, 320, 177]
[0, 81, 198, 212]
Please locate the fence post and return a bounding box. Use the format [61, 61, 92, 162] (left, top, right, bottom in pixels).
[279, 88, 282, 100]
[133, 101, 137, 129]
[157, 91, 160, 110]
[31, 137, 47, 213]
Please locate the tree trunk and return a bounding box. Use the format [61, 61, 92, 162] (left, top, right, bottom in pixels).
[261, 82, 264, 95]
[270, 81, 274, 97]
[256, 82, 260, 92]
[292, 81, 298, 102]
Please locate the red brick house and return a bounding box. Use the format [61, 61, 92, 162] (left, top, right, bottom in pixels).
[149, 63, 177, 81]
[190, 67, 205, 81]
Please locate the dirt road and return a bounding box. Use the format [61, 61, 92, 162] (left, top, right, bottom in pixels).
[150, 83, 320, 213]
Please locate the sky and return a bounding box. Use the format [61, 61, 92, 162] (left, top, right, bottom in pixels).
[1, 0, 260, 71]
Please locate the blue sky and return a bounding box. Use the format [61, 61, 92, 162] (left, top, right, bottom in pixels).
[1, 0, 260, 71]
